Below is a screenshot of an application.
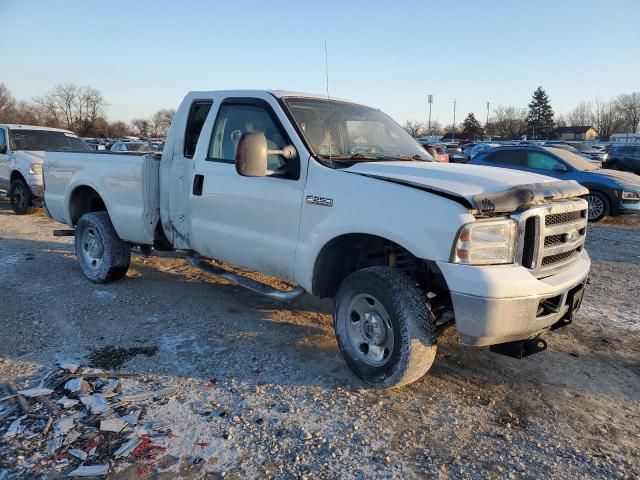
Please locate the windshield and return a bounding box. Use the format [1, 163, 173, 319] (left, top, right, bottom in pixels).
[543, 147, 599, 171]
[570, 142, 593, 152]
[9, 129, 90, 151]
[282, 98, 433, 164]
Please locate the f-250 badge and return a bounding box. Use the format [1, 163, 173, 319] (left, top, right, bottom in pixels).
[305, 195, 334, 207]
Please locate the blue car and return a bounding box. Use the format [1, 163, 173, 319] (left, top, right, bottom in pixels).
[470, 145, 640, 222]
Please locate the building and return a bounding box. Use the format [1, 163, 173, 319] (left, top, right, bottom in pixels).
[554, 126, 598, 141]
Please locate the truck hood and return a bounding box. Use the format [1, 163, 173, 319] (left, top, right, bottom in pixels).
[343, 161, 588, 214]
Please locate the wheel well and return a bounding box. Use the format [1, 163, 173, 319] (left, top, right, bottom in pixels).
[69, 186, 107, 225]
[312, 233, 448, 300]
[10, 170, 25, 184]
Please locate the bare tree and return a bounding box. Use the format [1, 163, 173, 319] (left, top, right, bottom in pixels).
[0, 83, 16, 121]
[108, 121, 130, 138]
[616, 92, 640, 133]
[555, 113, 568, 128]
[590, 98, 622, 141]
[149, 108, 176, 137]
[428, 120, 443, 136]
[565, 101, 592, 126]
[403, 120, 427, 138]
[130, 118, 151, 137]
[492, 105, 527, 139]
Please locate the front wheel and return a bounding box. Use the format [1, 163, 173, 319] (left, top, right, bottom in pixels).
[334, 267, 437, 388]
[586, 191, 610, 222]
[75, 212, 131, 283]
[10, 178, 35, 215]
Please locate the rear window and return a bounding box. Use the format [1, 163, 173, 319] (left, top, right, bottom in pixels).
[9, 130, 90, 151]
[184, 101, 213, 158]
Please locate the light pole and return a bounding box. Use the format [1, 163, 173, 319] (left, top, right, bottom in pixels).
[427, 95, 433, 135]
[452, 99, 457, 141]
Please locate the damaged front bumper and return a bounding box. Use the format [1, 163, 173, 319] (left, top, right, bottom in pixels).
[439, 250, 590, 346]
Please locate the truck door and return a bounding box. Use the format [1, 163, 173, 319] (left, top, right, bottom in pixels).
[189, 96, 305, 283]
[0, 128, 9, 189]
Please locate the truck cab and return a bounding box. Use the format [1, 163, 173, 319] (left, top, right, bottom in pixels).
[43, 90, 591, 388]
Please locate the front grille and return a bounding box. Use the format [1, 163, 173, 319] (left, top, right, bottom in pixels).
[515, 199, 588, 277]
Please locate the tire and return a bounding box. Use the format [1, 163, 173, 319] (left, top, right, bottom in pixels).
[334, 266, 437, 388]
[586, 191, 610, 222]
[10, 177, 35, 215]
[75, 212, 131, 283]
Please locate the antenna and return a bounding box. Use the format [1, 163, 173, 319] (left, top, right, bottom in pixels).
[324, 40, 330, 100]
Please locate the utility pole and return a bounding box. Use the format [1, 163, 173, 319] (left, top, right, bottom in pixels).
[427, 95, 433, 135]
[486, 101, 490, 140]
[452, 99, 456, 141]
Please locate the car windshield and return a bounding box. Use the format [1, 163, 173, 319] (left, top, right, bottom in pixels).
[9, 129, 90, 151]
[570, 142, 593, 152]
[282, 97, 433, 165]
[127, 143, 149, 151]
[543, 147, 599, 171]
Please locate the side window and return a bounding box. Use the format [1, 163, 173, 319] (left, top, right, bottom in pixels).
[526, 152, 564, 171]
[0, 129, 6, 147]
[184, 101, 213, 158]
[208, 102, 292, 175]
[487, 150, 526, 166]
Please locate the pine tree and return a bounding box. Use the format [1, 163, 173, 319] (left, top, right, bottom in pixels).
[527, 86, 555, 139]
[462, 113, 483, 140]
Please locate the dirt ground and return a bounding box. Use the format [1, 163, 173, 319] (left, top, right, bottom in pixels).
[0, 195, 639, 479]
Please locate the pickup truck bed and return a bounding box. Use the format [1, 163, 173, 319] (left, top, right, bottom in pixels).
[45, 151, 160, 245]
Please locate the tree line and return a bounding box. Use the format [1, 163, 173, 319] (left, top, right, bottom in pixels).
[0, 83, 175, 138]
[404, 87, 640, 141]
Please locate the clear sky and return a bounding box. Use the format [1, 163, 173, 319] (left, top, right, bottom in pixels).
[3, 0, 639, 125]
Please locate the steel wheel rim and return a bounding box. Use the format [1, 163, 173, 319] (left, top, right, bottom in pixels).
[345, 293, 394, 367]
[587, 195, 604, 220]
[80, 227, 104, 271]
[13, 183, 26, 209]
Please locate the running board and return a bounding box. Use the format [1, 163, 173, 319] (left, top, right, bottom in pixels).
[53, 229, 75, 237]
[186, 256, 306, 302]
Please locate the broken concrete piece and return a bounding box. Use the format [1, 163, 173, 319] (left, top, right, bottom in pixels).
[56, 397, 80, 408]
[68, 449, 88, 461]
[3, 415, 26, 438]
[67, 464, 109, 477]
[54, 416, 75, 434]
[100, 418, 127, 432]
[65, 378, 90, 394]
[120, 410, 141, 426]
[114, 438, 142, 458]
[101, 379, 119, 396]
[80, 395, 109, 414]
[46, 435, 63, 454]
[117, 387, 178, 403]
[17, 387, 54, 398]
[59, 362, 80, 373]
[64, 429, 82, 445]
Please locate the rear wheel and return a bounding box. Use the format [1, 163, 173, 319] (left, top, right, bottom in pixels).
[10, 178, 35, 215]
[75, 212, 130, 283]
[586, 191, 609, 222]
[334, 267, 437, 388]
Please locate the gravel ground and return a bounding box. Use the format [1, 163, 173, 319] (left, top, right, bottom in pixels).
[0, 196, 639, 479]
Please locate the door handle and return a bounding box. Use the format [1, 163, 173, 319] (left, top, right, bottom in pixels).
[193, 174, 204, 196]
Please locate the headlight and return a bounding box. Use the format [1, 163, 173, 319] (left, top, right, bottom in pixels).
[622, 190, 640, 200]
[29, 163, 43, 175]
[452, 219, 517, 265]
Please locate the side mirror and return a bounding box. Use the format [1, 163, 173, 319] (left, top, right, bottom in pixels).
[552, 165, 569, 173]
[235, 132, 297, 177]
[0, 145, 6, 155]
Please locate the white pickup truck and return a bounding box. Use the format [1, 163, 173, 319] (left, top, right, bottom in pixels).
[0, 124, 90, 214]
[43, 90, 591, 388]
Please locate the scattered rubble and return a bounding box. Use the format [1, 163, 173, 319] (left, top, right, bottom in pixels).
[0, 364, 178, 477]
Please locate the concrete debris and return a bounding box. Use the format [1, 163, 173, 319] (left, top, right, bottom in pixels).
[3, 415, 26, 438]
[100, 418, 127, 432]
[114, 438, 142, 458]
[57, 397, 80, 408]
[68, 448, 88, 461]
[117, 386, 178, 403]
[67, 464, 109, 477]
[17, 387, 54, 398]
[0, 363, 175, 478]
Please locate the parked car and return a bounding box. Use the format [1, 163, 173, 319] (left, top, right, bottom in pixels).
[110, 141, 153, 152]
[543, 143, 602, 168]
[470, 146, 640, 222]
[606, 145, 640, 174]
[418, 142, 449, 162]
[464, 143, 501, 161]
[0, 124, 89, 214]
[547, 141, 607, 163]
[443, 144, 466, 163]
[43, 89, 591, 388]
